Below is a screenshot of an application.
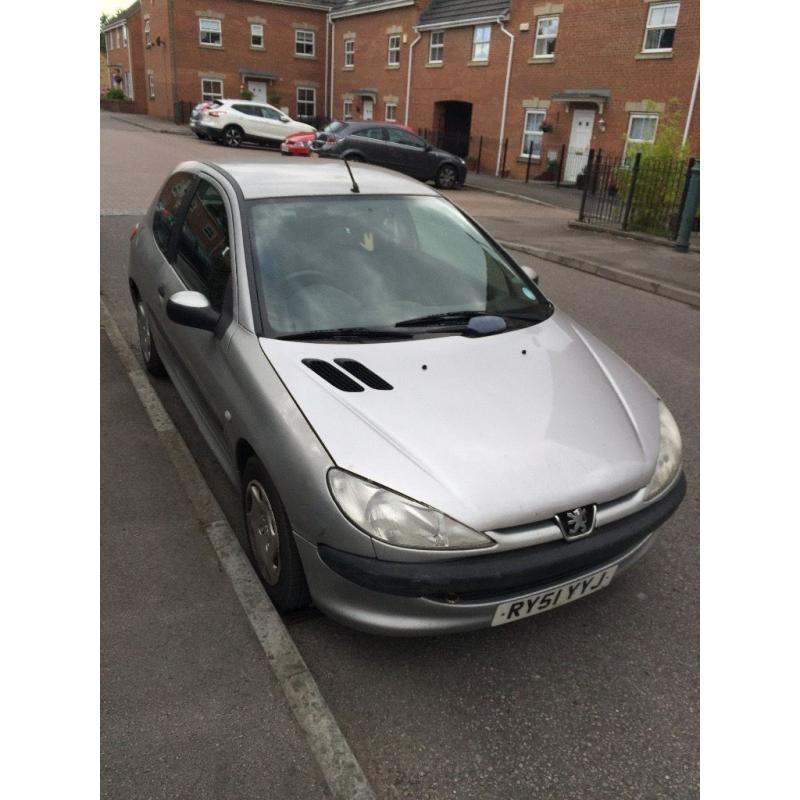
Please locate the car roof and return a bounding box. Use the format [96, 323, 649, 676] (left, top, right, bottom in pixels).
[187, 160, 440, 200]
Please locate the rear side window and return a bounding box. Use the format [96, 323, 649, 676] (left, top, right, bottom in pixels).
[233, 104, 259, 116]
[353, 127, 387, 141]
[153, 172, 193, 256]
[173, 180, 232, 312]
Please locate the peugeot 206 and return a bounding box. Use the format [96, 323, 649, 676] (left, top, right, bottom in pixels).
[128, 159, 685, 635]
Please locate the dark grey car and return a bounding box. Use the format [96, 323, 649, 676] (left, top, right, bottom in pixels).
[311, 121, 467, 189]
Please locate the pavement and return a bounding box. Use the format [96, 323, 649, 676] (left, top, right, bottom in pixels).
[101, 112, 699, 799]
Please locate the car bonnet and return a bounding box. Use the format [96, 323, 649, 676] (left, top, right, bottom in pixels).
[259, 311, 660, 532]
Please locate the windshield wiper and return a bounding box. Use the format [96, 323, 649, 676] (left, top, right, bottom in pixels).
[395, 308, 548, 328]
[277, 326, 414, 342]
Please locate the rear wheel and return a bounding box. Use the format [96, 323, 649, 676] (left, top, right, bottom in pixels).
[223, 126, 243, 147]
[135, 297, 166, 377]
[242, 457, 310, 612]
[435, 163, 459, 189]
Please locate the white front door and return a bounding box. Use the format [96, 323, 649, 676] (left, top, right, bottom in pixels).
[247, 81, 267, 104]
[362, 98, 373, 120]
[564, 109, 595, 183]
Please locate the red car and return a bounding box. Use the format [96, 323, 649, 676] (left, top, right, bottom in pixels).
[280, 131, 316, 156]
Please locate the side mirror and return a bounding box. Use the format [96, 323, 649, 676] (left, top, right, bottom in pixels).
[166, 290, 220, 332]
[425, 143, 433, 151]
[520, 265, 539, 284]
[280, 115, 290, 123]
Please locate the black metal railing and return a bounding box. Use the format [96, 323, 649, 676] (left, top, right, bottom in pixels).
[415, 129, 509, 176]
[578, 150, 698, 239]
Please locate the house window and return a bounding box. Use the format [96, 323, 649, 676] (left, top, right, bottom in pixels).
[123, 26, 127, 47]
[251, 24, 264, 48]
[201, 78, 224, 102]
[295, 29, 315, 56]
[429, 31, 444, 63]
[626, 113, 659, 153]
[343, 100, 353, 119]
[344, 39, 355, 68]
[388, 34, 401, 65]
[534, 15, 559, 57]
[199, 18, 222, 47]
[521, 109, 546, 158]
[643, 3, 679, 51]
[148, 74, 156, 99]
[472, 25, 491, 61]
[297, 87, 316, 118]
[144, 19, 151, 47]
[385, 103, 397, 122]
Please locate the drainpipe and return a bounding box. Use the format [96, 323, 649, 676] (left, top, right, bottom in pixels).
[404, 30, 422, 126]
[324, 16, 330, 117]
[330, 19, 336, 118]
[682, 57, 700, 148]
[495, 19, 515, 176]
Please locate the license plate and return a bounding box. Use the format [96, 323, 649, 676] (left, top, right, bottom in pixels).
[491, 564, 618, 626]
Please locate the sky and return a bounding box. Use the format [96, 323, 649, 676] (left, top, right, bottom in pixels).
[100, 1, 129, 17]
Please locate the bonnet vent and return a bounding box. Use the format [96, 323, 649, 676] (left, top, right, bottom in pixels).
[302, 359, 364, 392]
[334, 359, 393, 390]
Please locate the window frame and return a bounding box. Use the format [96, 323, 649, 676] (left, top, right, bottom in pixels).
[199, 17, 222, 47]
[201, 78, 224, 102]
[533, 15, 559, 58]
[472, 25, 491, 62]
[388, 34, 401, 65]
[123, 26, 127, 47]
[521, 109, 546, 159]
[642, 2, 680, 53]
[295, 29, 315, 57]
[148, 73, 156, 99]
[144, 19, 151, 47]
[250, 23, 264, 48]
[344, 38, 355, 68]
[343, 99, 353, 120]
[429, 31, 444, 64]
[385, 103, 397, 122]
[296, 86, 316, 118]
[626, 113, 659, 150]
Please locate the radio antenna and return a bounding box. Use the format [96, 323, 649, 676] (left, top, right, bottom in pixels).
[343, 157, 360, 194]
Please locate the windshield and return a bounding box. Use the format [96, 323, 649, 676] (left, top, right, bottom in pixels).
[248, 195, 551, 338]
[323, 120, 348, 135]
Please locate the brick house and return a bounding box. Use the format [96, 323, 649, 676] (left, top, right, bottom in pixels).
[106, 0, 699, 181]
[103, 2, 147, 113]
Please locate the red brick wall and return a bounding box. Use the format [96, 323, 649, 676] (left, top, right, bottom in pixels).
[330, 6, 420, 123]
[169, 1, 328, 119]
[502, 0, 700, 179]
[141, 0, 177, 120]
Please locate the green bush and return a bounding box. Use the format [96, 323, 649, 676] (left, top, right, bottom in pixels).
[105, 88, 126, 100]
[612, 100, 692, 237]
[239, 89, 254, 100]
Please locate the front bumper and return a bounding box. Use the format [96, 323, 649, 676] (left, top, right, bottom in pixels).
[297, 474, 686, 635]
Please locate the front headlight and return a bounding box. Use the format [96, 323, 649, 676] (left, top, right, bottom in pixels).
[328, 469, 494, 550]
[643, 400, 683, 501]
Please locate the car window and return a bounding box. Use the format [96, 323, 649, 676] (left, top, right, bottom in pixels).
[324, 121, 348, 135]
[386, 128, 425, 148]
[153, 172, 193, 257]
[232, 104, 259, 116]
[173, 180, 231, 312]
[352, 127, 387, 141]
[261, 106, 283, 120]
[249, 196, 548, 336]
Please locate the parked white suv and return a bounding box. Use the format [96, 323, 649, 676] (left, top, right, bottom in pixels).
[196, 99, 315, 148]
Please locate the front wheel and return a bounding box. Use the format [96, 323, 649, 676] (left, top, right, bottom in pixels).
[435, 163, 459, 189]
[242, 457, 310, 612]
[222, 126, 243, 147]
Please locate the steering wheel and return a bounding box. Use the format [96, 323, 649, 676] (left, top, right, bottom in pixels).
[273, 270, 331, 296]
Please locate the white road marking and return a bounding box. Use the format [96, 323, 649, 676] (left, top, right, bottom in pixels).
[101, 298, 376, 800]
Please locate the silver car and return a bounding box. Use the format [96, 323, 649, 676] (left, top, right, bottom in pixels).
[129, 159, 685, 635]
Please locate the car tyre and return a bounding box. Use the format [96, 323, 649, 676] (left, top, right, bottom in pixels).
[242, 456, 310, 613]
[223, 126, 244, 148]
[135, 296, 166, 377]
[344, 153, 365, 162]
[435, 163, 459, 190]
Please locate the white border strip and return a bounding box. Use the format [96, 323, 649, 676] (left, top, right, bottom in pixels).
[100, 298, 375, 800]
